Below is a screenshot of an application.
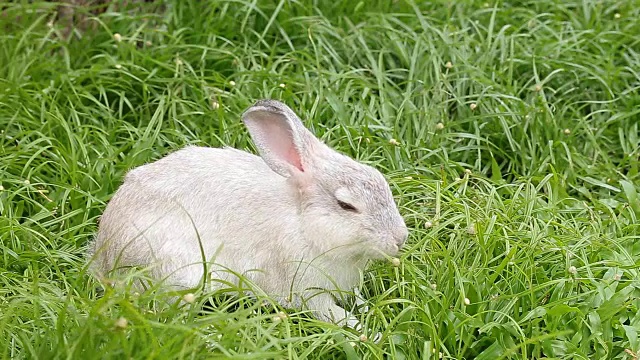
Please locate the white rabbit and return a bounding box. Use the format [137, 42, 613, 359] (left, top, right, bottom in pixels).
[89, 99, 408, 332]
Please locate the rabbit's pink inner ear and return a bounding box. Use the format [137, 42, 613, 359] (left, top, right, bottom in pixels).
[261, 118, 304, 172]
[287, 147, 304, 172]
[245, 111, 305, 174]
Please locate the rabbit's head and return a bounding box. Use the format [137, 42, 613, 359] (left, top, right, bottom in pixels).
[242, 100, 408, 260]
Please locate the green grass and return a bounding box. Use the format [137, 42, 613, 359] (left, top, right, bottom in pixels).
[1, 0, 639, 358]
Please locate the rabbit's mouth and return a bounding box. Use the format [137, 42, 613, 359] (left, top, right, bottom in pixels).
[379, 230, 407, 257]
[366, 240, 402, 258]
[387, 243, 403, 256]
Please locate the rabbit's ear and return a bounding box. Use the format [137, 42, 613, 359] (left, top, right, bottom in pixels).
[242, 100, 320, 177]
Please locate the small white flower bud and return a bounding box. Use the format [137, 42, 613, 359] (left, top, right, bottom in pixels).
[183, 293, 196, 304]
[114, 317, 128, 329]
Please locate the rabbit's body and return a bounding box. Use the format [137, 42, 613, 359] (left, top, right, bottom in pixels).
[91, 100, 408, 330]
[96, 146, 362, 304]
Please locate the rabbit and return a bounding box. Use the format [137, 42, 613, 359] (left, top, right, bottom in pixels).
[89, 99, 408, 334]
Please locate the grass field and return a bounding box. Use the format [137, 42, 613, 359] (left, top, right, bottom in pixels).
[1, 0, 639, 359]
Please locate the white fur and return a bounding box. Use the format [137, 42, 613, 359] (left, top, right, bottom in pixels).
[89, 99, 408, 330]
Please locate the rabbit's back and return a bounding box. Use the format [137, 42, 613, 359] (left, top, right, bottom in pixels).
[91, 146, 298, 290]
[126, 145, 277, 194]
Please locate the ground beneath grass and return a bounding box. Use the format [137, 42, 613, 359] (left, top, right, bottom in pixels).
[0, 1, 639, 359]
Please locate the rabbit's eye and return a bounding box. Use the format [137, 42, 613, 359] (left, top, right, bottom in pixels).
[337, 200, 358, 212]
